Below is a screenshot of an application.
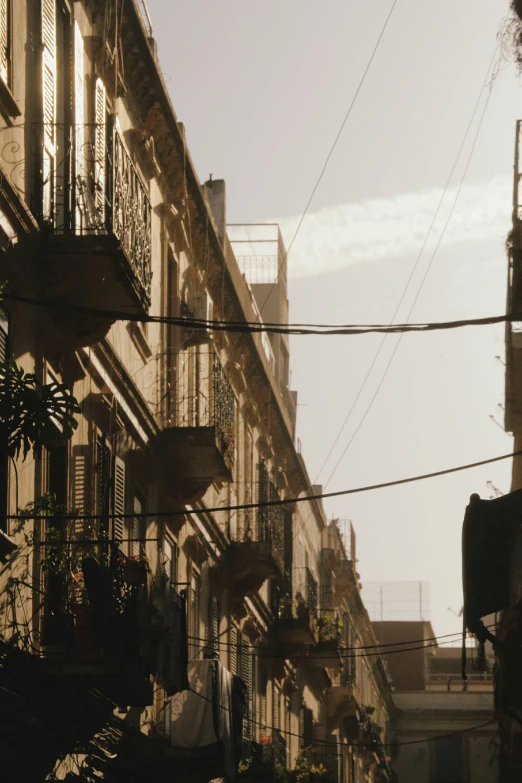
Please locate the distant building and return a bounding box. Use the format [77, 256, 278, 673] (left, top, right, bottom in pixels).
[373, 621, 497, 783]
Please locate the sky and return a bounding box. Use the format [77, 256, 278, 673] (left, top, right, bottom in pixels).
[146, 0, 521, 636]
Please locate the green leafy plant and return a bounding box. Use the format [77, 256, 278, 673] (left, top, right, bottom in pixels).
[287, 750, 336, 783]
[0, 362, 80, 459]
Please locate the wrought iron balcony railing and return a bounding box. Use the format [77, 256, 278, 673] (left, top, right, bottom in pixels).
[255, 462, 284, 574]
[172, 350, 236, 471]
[38, 533, 150, 664]
[272, 567, 318, 622]
[39, 122, 152, 308]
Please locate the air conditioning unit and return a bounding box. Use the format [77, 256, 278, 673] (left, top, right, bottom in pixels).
[184, 289, 212, 346]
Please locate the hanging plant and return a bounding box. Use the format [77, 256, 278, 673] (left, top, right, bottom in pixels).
[0, 361, 80, 459]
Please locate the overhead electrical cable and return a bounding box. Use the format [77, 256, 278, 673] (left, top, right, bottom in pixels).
[255, 0, 400, 320]
[188, 686, 495, 750]
[11, 447, 521, 521]
[322, 41, 503, 492]
[1, 291, 521, 335]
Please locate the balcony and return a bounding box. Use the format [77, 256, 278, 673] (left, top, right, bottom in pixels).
[272, 568, 318, 648]
[157, 352, 236, 502]
[225, 470, 284, 597]
[326, 676, 360, 730]
[310, 610, 343, 671]
[38, 535, 153, 707]
[24, 124, 152, 347]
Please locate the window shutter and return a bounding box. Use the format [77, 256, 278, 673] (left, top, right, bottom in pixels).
[42, 0, 56, 220]
[74, 21, 85, 230]
[285, 700, 291, 767]
[0, 0, 8, 84]
[210, 596, 220, 655]
[274, 684, 281, 731]
[0, 321, 7, 363]
[229, 625, 238, 675]
[240, 640, 253, 739]
[132, 494, 144, 556]
[113, 456, 125, 542]
[94, 78, 107, 224]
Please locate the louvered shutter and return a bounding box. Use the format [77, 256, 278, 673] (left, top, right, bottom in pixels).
[285, 700, 291, 767]
[0, 0, 8, 84]
[94, 78, 107, 225]
[74, 21, 85, 231]
[113, 456, 125, 541]
[41, 0, 56, 220]
[240, 640, 253, 739]
[274, 684, 281, 731]
[132, 495, 144, 556]
[210, 596, 220, 656]
[229, 625, 238, 675]
[0, 320, 7, 363]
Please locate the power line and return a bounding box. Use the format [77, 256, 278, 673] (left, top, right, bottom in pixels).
[186, 685, 494, 750]
[322, 41, 503, 492]
[255, 0, 399, 320]
[4, 291, 520, 335]
[11, 447, 520, 521]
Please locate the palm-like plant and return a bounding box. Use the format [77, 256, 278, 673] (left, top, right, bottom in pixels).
[0, 362, 80, 459]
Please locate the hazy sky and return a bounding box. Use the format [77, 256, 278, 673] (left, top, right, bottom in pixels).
[146, 0, 521, 635]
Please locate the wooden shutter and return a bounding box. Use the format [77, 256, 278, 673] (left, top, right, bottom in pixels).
[132, 494, 144, 556]
[0, 0, 8, 84]
[42, 0, 56, 220]
[0, 320, 7, 363]
[274, 684, 281, 731]
[285, 700, 291, 767]
[240, 640, 253, 740]
[113, 456, 125, 542]
[74, 21, 85, 230]
[229, 625, 238, 675]
[94, 78, 106, 224]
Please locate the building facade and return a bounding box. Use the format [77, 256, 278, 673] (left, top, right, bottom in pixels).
[376, 622, 497, 783]
[0, 2, 395, 782]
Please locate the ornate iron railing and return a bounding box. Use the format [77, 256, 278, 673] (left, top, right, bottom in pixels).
[256, 462, 284, 573]
[272, 567, 318, 621]
[38, 534, 149, 659]
[112, 131, 152, 301]
[174, 350, 236, 469]
[32, 122, 152, 306]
